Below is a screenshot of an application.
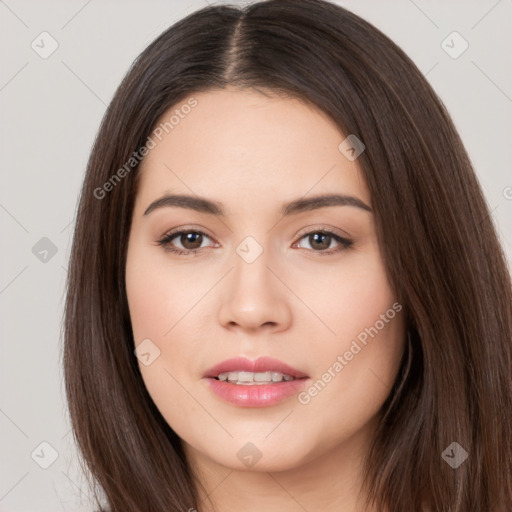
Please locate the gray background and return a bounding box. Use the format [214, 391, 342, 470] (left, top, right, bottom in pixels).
[1, 0, 511, 510]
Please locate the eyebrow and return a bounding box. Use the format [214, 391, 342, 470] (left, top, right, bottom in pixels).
[143, 193, 372, 217]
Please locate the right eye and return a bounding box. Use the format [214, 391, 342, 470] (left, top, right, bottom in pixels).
[157, 229, 218, 256]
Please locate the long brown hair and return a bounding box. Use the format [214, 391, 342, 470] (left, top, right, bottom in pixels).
[63, 1, 512, 510]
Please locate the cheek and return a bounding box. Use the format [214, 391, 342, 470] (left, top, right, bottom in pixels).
[125, 245, 202, 343]
[125, 245, 201, 420]
[291, 246, 398, 345]
[125, 244, 211, 397]
[294, 251, 405, 426]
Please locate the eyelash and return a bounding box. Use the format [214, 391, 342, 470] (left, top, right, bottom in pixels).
[156, 227, 353, 257]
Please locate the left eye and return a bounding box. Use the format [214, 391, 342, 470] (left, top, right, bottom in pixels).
[293, 231, 352, 252]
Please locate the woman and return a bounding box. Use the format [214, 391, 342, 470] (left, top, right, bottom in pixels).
[63, 0, 512, 511]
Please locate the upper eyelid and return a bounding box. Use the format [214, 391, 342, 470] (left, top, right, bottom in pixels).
[295, 224, 351, 239]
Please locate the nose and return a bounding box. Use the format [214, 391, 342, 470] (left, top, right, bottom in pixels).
[217, 246, 293, 333]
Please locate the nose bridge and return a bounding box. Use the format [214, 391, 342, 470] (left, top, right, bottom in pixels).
[216, 233, 292, 330]
[231, 234, 275, 298]
[234, 233, 267, 271]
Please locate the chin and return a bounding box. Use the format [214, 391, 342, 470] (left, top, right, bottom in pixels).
[195, 438, 317, 473]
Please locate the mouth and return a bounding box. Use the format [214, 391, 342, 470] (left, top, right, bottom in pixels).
[203, 356, 309, 381]
[203, 356, 309, 407]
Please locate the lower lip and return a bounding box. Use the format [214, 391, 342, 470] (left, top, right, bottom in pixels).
[204, 377, 309, 407]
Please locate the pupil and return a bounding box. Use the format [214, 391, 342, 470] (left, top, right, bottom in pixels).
[182, 232, 202, 249]
[311, 233, 330, 250]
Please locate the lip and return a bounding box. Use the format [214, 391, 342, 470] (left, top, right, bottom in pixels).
[202, 356, 310, 408]
[203, 356, 309, 379]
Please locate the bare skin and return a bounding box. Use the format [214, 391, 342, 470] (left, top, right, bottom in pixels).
[125, 87, 405, 512]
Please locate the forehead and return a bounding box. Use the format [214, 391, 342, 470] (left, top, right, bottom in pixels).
[135, 88, 370, 212]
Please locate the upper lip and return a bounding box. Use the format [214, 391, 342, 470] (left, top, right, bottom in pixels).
[203, 356, 309, 379]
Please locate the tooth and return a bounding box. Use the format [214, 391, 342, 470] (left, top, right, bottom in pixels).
[254, 371, 272, 382]
[237, 371, 254, 383]
[217, 370, 296, 384]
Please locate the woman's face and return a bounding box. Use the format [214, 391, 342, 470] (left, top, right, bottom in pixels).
[125, 88, 405, 473]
